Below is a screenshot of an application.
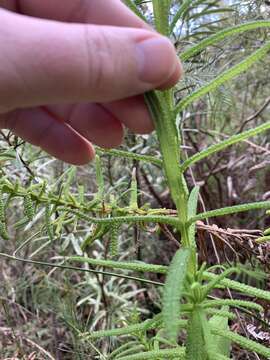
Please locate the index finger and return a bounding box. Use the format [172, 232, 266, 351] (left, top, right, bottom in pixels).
[10, 0, 150, 29]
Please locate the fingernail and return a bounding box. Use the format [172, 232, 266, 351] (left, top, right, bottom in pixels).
[136, 36, 181, 85]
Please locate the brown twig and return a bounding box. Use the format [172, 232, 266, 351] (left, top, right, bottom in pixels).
[239, 96, 270, 133]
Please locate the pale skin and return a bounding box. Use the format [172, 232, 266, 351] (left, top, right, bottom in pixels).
[0, 0, 182, 164]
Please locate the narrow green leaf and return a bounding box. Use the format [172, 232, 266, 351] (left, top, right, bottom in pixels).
[187, 186, 200, 247]
[66, 208, 180, 228]
[63, 166, 76, 196]
[109, 223, 120, 257]
[129, 168, 138, 210]
[116, 347, 186, 360]
[163, 248, 191, 342]
[170, 0, 194, 33]
[181, 20, 270, 61]
[203, 299, 263, 313]
[67, 256, 168, 274]
[176, 41, 270, 115]
[0, 221, 9, 240]
[206, 308, 235, 321]
[81, 223, 109, 251]
[209, 307, 231, 357]
[211, 328, 270, 358]
[45, 203, 54, 241]
[108, 341, 141, 360]
[23, 193, 35, 221]
[188, 201, 270, 225]
[95, 155, 105, 199]
[255, 235, 270, 243]
[186, 309, 208, 360]
[189, 8, 234, 22]
[96, 147, 163, 167]
[203, 272, 270, 301]
[123, 0, 148, 22]
[82, 315, 162, 339]
[202, 268, 239, 299]
[114, 346, 146, 359]
[181, 121, 270, 172]
[263, 226, 270, 235]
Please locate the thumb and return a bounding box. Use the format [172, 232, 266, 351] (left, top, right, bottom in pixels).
[0, 9, 181, 112]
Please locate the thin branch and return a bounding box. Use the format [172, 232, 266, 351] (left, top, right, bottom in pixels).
[0, 253, 164, 287]
[239, 96, 270, 132]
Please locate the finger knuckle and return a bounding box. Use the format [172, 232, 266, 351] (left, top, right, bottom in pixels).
[82, 25, 115, 97]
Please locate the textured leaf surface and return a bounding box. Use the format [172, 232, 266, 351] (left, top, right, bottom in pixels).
[209, 307, 231, 356]
[116, 347, 186, 360]
[176, 41, 270, 114]
[186, 309, 208, 360]
[163, 248, 191, 342]
[181, 20, 270, 61]
[212, 328, 270, 358]
[187, 186, 200, 248]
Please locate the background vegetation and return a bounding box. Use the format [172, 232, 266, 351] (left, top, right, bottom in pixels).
[0, 1, 270, 359]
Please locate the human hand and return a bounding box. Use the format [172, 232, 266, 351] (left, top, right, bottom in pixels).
[0, 0, 182, 164]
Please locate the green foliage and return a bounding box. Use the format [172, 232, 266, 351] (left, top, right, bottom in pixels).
[82, 315, 162, 340]
[67, 256, 168, 274]
[123, 0, 148, 22]
[129, 168, 138, 210]
[181, 120, 270, 172]
[109, 222, 120, 257]
[1, 1, 270, 359]
[181, 20, 270, 61]
[0, 185, 8, 240]
[111, 347, 186, 360]
[211, 327, 270, 358]
[176, 40, 270, 114]
[203, 271, 270, 301]
[188, 201, 270, 224]
[209, 308, 231, 357]
[163, 248, 191, 342]
[187, 186, 200, 248]
[45, 203, 54, 241]
[186, 309, 211, 360]
[96, 147, 163, 167]
[152, 0, 171, 36]
[23, 192, 35, 221]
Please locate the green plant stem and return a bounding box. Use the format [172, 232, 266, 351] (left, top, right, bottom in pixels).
[152, 0, 171, 36]
[145, 92, 190, 245]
